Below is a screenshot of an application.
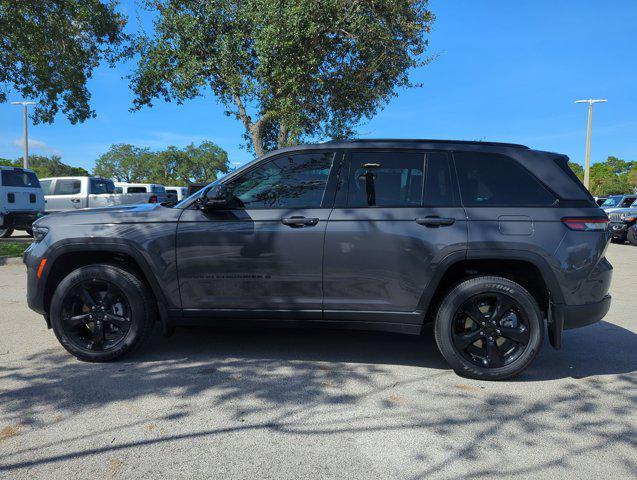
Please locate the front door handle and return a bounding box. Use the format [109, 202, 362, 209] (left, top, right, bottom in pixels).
[281, 216, 320, 228]
[415, 216, 455, 227]
[71, 199, 81, 203]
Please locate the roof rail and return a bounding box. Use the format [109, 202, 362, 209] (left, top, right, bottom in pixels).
[342, 138, 530, 149]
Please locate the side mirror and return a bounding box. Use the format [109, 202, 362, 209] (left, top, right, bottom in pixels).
[201, 184, 229, 209]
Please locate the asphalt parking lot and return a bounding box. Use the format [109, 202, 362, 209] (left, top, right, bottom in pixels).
[0, 245, 635, 479]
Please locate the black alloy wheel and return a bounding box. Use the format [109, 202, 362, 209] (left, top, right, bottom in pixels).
[451, 293, 530, 368]
[434, 276, 543, 380]
[59, 279, 132, 352]
[50, 264, 155, 361]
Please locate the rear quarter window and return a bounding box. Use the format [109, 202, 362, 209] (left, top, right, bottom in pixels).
[127, 186, 148, 193]
[454, 152, 556, 206]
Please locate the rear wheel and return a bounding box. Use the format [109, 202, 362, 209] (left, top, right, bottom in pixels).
[434, 276, 543, 380]
[50, 264, 156, 361]
[0, 228, 14, 238]
[627, 228, 637, 246]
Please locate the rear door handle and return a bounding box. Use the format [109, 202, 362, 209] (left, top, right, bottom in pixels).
[415, 217, 455, 227]
[71, 199, 81, 203]
[281, 216, 320, 228]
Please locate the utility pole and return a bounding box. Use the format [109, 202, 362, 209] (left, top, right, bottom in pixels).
[575, 99, 607, 190]
[10, 101, 36, 169]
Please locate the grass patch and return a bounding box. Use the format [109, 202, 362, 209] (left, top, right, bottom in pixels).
[0, 242, 29, 258]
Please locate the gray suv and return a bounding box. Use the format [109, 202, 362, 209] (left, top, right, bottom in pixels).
[24, 140, 612, 380]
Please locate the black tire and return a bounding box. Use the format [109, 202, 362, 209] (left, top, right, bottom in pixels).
[50, 264, 156, 362]
[627, 228, 637, 246]
[0, 227, 14, 238]
[434, 276, 543, 380]
[610, 237, 624, 244]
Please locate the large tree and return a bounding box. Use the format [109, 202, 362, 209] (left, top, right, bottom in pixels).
[94, 144, 153, 182]
[130, 0, 435, 156]
[0, 0, 127, 124]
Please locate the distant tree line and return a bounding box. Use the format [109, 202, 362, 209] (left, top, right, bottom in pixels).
[1, 140, 229, 186]
[568, 156, 637, 196]
[0, 155, 89, 178]
[93, 141, 229, 185]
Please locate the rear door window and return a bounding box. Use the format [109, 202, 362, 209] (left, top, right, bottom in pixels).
[346, 152, 424, 207]
[53, 179, 81, 195]
[454, 152, 555, 206]
[423, 152, 458, 206]
[1, 169, 40, 188]
[90, 179, 115, 194]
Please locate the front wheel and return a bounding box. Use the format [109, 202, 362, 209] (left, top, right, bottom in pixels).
[627, 228, 637, 246]
[0, 227, 14, 238]
[434, 276, 543, 380]
[50, 264, 156, 362]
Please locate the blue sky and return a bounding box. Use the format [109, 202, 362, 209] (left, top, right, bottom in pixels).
[1, 0, 635, 172]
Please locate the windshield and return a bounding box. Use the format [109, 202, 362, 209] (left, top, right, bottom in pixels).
[601, 195, 623, 207]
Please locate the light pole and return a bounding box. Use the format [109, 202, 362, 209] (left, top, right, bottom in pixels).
[575, 98, 607, 190]
[10, 101, 36, 169]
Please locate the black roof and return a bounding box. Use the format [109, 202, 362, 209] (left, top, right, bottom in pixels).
[327, 138, 529, 149]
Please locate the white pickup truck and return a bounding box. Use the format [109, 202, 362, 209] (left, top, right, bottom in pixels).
[0, 166, 45, 237]
[40, 177, 165, 212]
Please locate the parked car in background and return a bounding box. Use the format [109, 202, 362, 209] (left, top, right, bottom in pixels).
[25, 139, 612, 380]
[0, 166, 44, 237]
[114, 183, 169, 205]
[41, 177, 158, 213]
[594, 196, 608, 206]
[165, 186, 188, 202]
[608, 207, 637, 243]
[600, 194, 637, 212]
[628, 224, 637, 246]
[187, 183, 206, 196]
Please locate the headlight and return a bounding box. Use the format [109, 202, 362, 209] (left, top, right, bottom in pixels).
[620, 213, 626, 220]
[32, 225, 49, 243]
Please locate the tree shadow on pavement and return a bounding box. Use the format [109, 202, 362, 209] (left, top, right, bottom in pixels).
[0, 321, 635, 477]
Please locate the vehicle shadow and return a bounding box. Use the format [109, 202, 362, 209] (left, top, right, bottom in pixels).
[133, 319, 637, 382]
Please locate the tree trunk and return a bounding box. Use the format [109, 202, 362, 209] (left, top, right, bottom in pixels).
[250, 125, 265, 157]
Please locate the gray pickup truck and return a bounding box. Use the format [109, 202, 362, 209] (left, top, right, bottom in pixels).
[40, 177, 164, 212]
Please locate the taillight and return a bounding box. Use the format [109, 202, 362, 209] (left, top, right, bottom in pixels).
[562, 217, 609, 231]
[149, 195, 158, 203]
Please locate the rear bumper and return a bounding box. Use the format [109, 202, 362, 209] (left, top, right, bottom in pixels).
[1, 211, 40, 229]
[548, 295, 611, 349]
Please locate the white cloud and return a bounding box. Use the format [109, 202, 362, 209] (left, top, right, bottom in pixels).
[11, 137, 62, 155]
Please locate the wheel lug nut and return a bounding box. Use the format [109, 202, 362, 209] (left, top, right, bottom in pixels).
[480, 331, 484, 335]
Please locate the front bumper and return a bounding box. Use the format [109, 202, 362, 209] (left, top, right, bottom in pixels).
[548, 295, 611, 349]
[609, 222, 628, 239]
[24, 242, 48, 316]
